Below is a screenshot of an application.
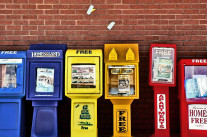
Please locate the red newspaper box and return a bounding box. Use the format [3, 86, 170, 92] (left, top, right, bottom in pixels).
[178, 59, 207, 137]
[149, 44, 177, 137]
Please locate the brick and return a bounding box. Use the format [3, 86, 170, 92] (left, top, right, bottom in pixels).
[192, 4, 206, 9]
[184, 20, 200, 24]
[30, 31, 44, 35]
[13, 10, 28, 14]
[37, 5, 52, 9]
[139, 0, 153, 3]
[0, 36, 6, 40]
[45, 31, 61, 35]
[14, 20, 28, 25]
[200, 20, 207, 24]
[45, 21, 60, 25]
[29, 10, 44, 14]
[29, 21, 44, 25]
[68, 15, 84, 20]
[38, 26, 54, 30]
[22, 5, 36, 9]
[184, 9, 199, 14]
[0, 15, 6, 20]
[14, 31, 29, 35]
[54, 15, 69, 20]
[60, 10, 75, 14]
[0, 20, 12, 25]
[115, 5, 130, 9]
[38, 15, 53, 19]
[106, 0, 121, 3]
[54, 26, 69, 30]
[22, 36, 38, 40]
[53, 5, 68, 9]
[98, 5, 114, 9]
[123, 0, 137, 4]
[200, 9, 207, 14]
[13, 0, 28, 3]
[91, 0, 105, 4]
[160, 4, 176, 9]
[123, 20, 137, 25]
[74, 0, 90, 4]
[22, 26, 37, 30]
[154, 20, 168, 24]
[45, 10, 59, 14]
[7, 25, 21, 30]
[29, 0, 43, 3]
[176, 4, 191, 9]
[0, 31, 13, 35]
[184, 0, 200, 3]
[45, 0, 59, 3]
[60, 0, 74, 3]
[107, 10, 122, 14]
[0, 0, 12, 3]
[169, 0, 183, 2]
[60, 31, 75, 35]
[154, 0, 168, 3]
[6, 5, 21, 9]
[23, 15, 37, 19]
[0, 10, 12, 14]
[0, 26, 5, 30]
[6, 36, 21, 40]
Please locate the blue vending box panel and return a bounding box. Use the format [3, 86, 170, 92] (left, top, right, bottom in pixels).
[0, 51, 26, 98]
[26, 44, 67, 137]
[0, 51, 26, 137]
[27, 50, 64, 100]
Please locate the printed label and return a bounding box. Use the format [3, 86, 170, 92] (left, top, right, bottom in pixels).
[116, 110, 128, 133]
[74, 103, 95, 130]
[157, 94, 166, 129]
[1, 51, 17, 54]
[188, 104, 207, 130]
[31, 52, 60, 57]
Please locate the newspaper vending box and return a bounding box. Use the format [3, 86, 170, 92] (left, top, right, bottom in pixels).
[26, 44, 67, 137]
[104, 44, 139, 137]
[178, 59, 207, 137]
[65, 49, 103, 137]
[149, 44, 176, 137]
[0, 51, 26, 137]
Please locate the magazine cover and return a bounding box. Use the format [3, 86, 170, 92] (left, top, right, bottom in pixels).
[0, 65, 17, 88]
[118, 75, 130, 93]
[36, 68, 54, 93]
[153, 58, 173, 82]
[71, 65, 96, 88]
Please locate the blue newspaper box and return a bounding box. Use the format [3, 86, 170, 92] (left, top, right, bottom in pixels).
[26, 44, 67, 137]
[0, 51, 26, 137]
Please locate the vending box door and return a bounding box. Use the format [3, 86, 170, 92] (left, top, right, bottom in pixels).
[149, 44, 176, 87]
[66, 57, 100, 94]
[28, 62, 60, 99]
[0, 59, 24, 95]
[105, 63, 139, 99]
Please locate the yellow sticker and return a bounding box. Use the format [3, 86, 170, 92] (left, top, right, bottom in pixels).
[74, 103, 95, 130]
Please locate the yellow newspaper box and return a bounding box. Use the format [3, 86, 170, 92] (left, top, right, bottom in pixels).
[104, 44, 139, 137]
[65, 49, 103, 137]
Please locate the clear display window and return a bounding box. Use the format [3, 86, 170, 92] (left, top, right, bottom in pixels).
[108, 65, 135, 96]
[151, 47, 175, 84]
[71, 65, 96, 88]
[0, 65, 17, 88]
[35, 68, 54, 93]
[185, 66, 207, 99]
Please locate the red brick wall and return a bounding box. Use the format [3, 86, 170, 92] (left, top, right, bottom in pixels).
[0, 0, 207, 136]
